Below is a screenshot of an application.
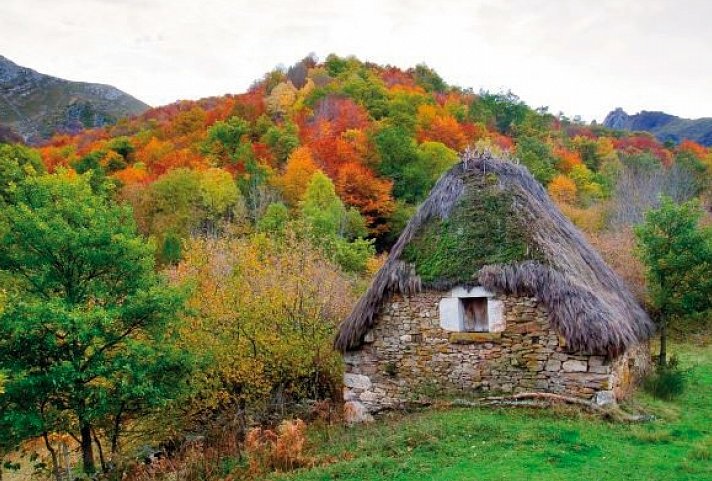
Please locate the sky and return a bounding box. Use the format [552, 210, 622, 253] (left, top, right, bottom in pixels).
[1, 0, 710, 122]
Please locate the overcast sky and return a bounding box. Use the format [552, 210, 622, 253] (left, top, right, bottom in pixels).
[1, 0, 710, 122]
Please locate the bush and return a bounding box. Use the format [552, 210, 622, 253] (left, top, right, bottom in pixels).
[246, 419, 311, 475]
[643, 355, 687, 400]
[334, 237, 375, 273]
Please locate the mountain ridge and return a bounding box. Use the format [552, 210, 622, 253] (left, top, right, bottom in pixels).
[603, 107, 712, 146]
[0, 55, 149, 144]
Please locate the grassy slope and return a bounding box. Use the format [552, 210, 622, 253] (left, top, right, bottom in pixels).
[274, 343, 712, 481]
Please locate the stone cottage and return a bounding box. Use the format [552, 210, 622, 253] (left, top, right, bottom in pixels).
[335, 151, 654, 419]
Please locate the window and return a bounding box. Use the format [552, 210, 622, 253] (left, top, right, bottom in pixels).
[439, 286, 504, 333]
[462, 297, 488, 332]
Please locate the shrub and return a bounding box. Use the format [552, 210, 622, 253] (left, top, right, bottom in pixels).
[245, 419, 311, 475]
[334, 237, 375, 273]
[170, 232, 354, 433]
[643, 355, 687, 400]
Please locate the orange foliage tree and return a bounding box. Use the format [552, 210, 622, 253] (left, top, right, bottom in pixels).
[336, 162, 395, 235]
[554, 147, 583, 173]
[548, 174, 578, 204]
[417, 114, 468, 151]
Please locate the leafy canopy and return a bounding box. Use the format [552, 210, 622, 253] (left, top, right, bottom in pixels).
[0, 172, 191, 471]
[635, 197, 712, 321]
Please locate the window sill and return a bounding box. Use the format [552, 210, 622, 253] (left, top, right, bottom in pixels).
[449, 332, 502, 344]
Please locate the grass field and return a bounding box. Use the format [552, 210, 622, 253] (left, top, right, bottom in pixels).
[273, 343, 712, 481]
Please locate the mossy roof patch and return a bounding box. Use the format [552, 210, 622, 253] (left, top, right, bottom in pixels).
[402, 173, 543, 285]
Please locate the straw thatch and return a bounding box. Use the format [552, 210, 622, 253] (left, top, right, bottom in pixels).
[335, 150, 654, 356]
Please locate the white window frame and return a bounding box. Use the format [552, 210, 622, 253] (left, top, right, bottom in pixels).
[439, 286, 505, 333]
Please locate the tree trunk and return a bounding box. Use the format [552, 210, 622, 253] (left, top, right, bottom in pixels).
[110, 404, 124, 459]
[659, 320, 667, 367]
[92, 429, 106, 472]
[61, 441, 72, 481]
[42, 432, 62, 481]
[80, 423, 95, 474]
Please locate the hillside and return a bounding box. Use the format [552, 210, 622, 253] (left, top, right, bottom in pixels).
[603, 108, 712, 147]
[0, 55, 149, 144]
[35, 55, 712, 251]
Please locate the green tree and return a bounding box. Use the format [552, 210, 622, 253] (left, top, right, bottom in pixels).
[401, 141, 459, 202]
[301, 171, 348, 238]
[341, 70, 389, 119]
[204, 116, 254, 168]
[675, 149, 708, 194]
[373, 126, 419, 200]
[635, 197, 712, 366]
[147, 168, 202, 238]
[107, 136, 135, 159]
[258, 202, 290, 234]
[470, 90, 531, 134]
[262, 120, 300, 164]
[300, 172, 374, 272]
[515, 136, 557, 185]
[412, 64, 447, 93]
[198, 167, 240, 221]
[324, 54, 359, 77]
[160, 231, 183, 265]
[0, 143, 45, 201]
[386, 90, 426, 133]
[0, 173, 191, 477]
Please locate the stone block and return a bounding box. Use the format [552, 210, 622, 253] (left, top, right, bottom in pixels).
[562, 360, 588, 372]
[359, 391, 379, 402]
[449, 332, 502, 344]
[594, 390, 616, 406]
[589, 366, 611, 374]
[545, 360, 562, 371]
[344, 373, 372, 390]
[344, 401, 374, 424]
[526, 360, 545, 371]
[588, 356, 605, 367]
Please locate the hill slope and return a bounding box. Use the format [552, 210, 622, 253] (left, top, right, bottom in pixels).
[0, 55, 149, 144]
[603, 107, 712, 146]
[34, 54, 712, 246]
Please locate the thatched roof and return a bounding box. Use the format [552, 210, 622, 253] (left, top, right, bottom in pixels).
[335, 150, 654, 355]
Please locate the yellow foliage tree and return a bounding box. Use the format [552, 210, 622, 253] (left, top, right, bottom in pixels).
[548, 174, 578, 205]
[266, 81, 298, 117]
[569, 164, 603, 203]
[279, 146, 318, 206]
[416, 104, 438, 128]
[170, 231, 355, 426]
[198, 167, 240, 220]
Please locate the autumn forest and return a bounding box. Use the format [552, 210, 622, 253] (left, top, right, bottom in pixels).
[1, 53, 711, 480]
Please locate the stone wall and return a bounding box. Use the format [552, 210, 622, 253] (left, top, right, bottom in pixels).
[343, 290, 650, 414]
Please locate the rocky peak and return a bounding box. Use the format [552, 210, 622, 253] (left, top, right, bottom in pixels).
[602, 107, 629, 130]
